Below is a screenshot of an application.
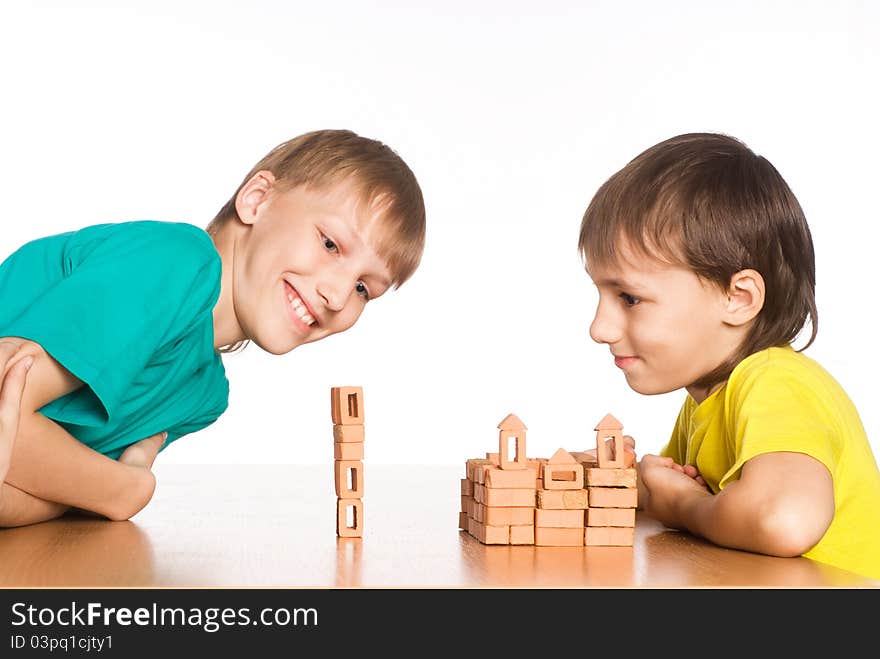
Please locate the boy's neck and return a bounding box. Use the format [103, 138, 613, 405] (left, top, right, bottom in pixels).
[210, 222, 245, 350]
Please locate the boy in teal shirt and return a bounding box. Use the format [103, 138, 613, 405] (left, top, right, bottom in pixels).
[0, 129, 425, 526]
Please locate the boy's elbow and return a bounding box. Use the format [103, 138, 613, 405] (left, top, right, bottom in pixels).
[755, 501, 830, 557]
[105, 470, 156, 521]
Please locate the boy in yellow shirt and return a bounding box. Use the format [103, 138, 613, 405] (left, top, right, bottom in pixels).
[579, 132, 880, 580]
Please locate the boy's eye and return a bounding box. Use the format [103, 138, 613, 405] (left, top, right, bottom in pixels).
[355, 280, 370, 301]
[322, 234, 338, 253]
[619, 292, 640, 307]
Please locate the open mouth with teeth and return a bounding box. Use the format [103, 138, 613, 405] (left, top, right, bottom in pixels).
[284, 280, 318, 327]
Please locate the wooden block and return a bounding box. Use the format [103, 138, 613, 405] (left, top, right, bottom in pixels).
[586, 467, 637, 488]
[459, 511, 469, 530]
[586, 507, 636, 527]
[333, 424, 365, 443]
[535, 527, 583, 547]
[331, 386, 364, 425]
[588, 487, 638, 508]
[485, 465, 538, 489]
[483, 487, 537, 508]
[467, 516, 478, 538]
[485, 452, 500, 465]
[460, 495, 471, 513]
[535, 508, 585, 528]
[461, 478, 474, 496]
[337, 498, 363, 537]
[334, 441, 363, 460]
[467, 458, 494, 480]
[334, 460, 364, 498]
[471, 519, 510, 545]
[585, 526, 634, 546]
[473, 483, 485, 504]
[543, 463, 585, 490]
[537, 489, 589, 510]
[481, 504, 534, 527]
[497, 413, 528, 470]
[594, 413, 625, 468]
[510, 525, 535, 545]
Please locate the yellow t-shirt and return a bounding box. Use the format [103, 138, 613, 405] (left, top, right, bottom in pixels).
[662, 346, 880, 580]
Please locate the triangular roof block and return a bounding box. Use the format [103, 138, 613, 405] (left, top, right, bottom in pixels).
[548, 448, 578, 464]
[594, 413, 623, 431]
[497, 413, 527, 431]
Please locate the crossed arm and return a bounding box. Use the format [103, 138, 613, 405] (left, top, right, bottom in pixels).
[0, 337, 161, 527]
[637, 450, 835, 558]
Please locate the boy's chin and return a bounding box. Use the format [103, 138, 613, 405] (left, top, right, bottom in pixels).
[623, 373, 680, 396]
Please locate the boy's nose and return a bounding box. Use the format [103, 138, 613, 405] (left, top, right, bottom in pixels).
[589, 307, 620, 345]
[317, 281, 347, 312]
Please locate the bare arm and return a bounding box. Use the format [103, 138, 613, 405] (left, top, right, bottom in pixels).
[1, 338, 156, 524]
[641, 451, 835, 557]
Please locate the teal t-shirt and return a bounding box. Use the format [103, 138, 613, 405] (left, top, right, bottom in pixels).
[0, 220, 229, 459]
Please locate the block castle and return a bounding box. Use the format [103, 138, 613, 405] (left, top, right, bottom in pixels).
[459, 413, 638, 546]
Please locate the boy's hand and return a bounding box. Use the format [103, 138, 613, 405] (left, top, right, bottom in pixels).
[0, 342, 33, 483]
[118, 432, 168, 470]
[638, 454, 712, 529]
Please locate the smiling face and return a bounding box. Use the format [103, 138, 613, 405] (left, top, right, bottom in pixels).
[586, 240, 748, 400]
[231, 175, 394, 355]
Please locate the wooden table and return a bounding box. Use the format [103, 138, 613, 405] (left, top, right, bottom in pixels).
[0, 464, 876, 588]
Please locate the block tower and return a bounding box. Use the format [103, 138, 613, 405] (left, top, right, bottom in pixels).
[332, 386, 365, 538]
[460, 414, 539, 545]
[584, 414, 637, 546]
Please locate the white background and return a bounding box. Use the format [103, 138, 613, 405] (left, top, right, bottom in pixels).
[2, 1, 878, 466]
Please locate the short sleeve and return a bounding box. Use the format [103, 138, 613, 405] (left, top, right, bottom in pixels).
[0, 221, 221, 426]
[718, 359, 842, 489]
[660, 395, 692, 463]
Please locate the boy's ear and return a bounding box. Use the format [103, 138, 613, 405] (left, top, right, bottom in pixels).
[234, 170, 276, 225]
[722, 269, 765, 326]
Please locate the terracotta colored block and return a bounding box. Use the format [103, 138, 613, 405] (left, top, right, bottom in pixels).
[586, 507, 636, 527]
[497, 413, 528, 470]
[537, 489, 589, 510]
[333, 424, 365, 443]
[459, 511, 469, 530]
[485, 465, 537, 489]
[482, 504, 535, 527]
[461, 478, 474, 496]
[594, 413, 625, 468]
[535, 527, 583, 547]
[337, 498, 363, 538]
[588, 487, 638, 508]
[586, 467, 637, 488]
[471, 519, 510, 545]
[465, 498, 474, 516]
[330, 386, 364, 425]
[334, 441, 363, 460]
[543, 463, 585, 490]
[473, 501, 485, 523]
[467, 516, 478, 538]
[473, 483, 485, 504]
[585, 526, 634, 546]
[483, 487, 536, 508]
[460, 495, 471, 513]
[570, 451, 599, 467]
[535, 508, 585, 528]
[334, 460, 364, 498]
[467, 458, 494, 480]
[510, 525, 535, 545]
[485, 452, 500, 465]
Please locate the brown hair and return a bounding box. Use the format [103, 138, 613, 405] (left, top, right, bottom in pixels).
[578, 132, 818, 391]
[208, 129, 426, 353]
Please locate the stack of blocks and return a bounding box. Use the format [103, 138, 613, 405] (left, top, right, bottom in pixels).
[332, 386, 365, 538]
[459, 413, 638, 546]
